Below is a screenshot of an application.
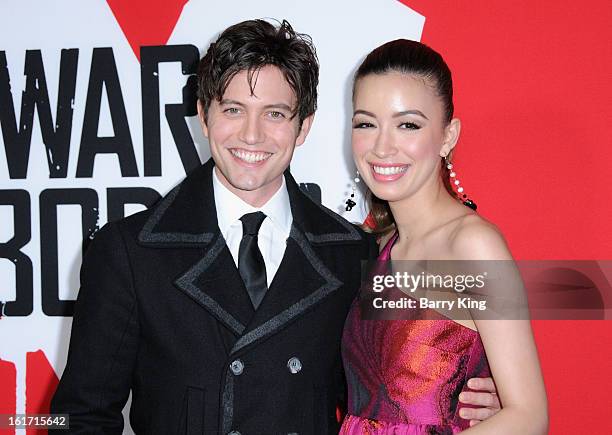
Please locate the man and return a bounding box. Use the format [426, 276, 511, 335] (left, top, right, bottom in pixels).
[51, 19, 498, 434]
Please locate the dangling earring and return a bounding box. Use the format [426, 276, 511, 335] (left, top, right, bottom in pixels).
[345, 170, 360, 211]
[444, 156, 477, 210]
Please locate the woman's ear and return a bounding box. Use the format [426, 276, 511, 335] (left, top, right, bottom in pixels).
[439, 118, 461, 157]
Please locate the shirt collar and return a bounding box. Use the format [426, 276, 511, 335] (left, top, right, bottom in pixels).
[212, 167, 292, 237]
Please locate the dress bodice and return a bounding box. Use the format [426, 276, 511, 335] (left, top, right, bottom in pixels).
[340, 232, 491, 434]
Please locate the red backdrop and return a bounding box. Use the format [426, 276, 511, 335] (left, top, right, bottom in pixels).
[405, 1, 612, 433]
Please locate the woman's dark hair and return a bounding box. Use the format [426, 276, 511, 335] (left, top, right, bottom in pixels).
[197, 19, 319, 125]
[353, 39, 458, 234]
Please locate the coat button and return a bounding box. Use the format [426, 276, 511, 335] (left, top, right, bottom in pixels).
[230, 359, 244, 376]
[287, 357, 302, 374]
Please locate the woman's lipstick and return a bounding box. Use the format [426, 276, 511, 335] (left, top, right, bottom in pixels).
[370, 163, 410, 182]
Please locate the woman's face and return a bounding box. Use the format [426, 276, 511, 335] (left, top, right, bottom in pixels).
[352, 72, 457, 203]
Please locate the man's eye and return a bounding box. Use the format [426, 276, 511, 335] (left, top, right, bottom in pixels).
[353, 122, 374, 129]
[399, 122, 421, 130]
[224, 107, 240, 114]
[269, 111, 285, 119]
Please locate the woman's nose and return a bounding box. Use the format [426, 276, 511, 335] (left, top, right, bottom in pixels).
[372, 129, 397, 158]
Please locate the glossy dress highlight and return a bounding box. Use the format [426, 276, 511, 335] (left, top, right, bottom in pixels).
[340, 233, 491, 434]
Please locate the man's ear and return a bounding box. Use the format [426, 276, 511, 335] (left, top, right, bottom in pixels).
[439, 117, 461, 158]
[295, 114, 315, 147]
[197, 100, 209, 138]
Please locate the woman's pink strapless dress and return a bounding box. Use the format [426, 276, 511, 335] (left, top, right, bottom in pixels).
[340, 232, 491, 434]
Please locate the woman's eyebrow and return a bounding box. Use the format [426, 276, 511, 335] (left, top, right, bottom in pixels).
[393, 109, 429, 120]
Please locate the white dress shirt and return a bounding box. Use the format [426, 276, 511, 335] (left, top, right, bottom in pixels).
[212, 168, 292, 287]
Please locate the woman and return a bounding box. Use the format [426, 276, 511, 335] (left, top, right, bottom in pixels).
[340, 40, 548, 434]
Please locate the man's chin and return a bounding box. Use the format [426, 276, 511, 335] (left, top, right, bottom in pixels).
[229, 181, 261, 192]
[225, 175, 272, 194]
[216, 165, 258, 190]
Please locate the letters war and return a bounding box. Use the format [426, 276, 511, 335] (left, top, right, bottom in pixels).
[0, 45, 202, 180]
[0, 45, 201, 317]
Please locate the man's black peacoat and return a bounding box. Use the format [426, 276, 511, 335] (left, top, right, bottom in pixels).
[51, 158, 376, 434]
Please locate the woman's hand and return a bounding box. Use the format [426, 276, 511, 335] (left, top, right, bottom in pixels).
[459, 377, 501, 426]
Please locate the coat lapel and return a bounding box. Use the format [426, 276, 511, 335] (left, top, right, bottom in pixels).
[137, 159, 364, 345]
[138, 159, 253, 335]
[231, 225, 342, 353]
[230, 171, 364, 353]
[138, 159, 218, 247]
[173, 234, 254, 336]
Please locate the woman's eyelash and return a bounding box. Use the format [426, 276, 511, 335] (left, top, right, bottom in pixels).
[353, 122, 374, 128]
[400, 122, 421, 130]
[352, 122, 422, 129]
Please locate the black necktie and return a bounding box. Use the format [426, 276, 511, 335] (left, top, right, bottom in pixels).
[238, 211, 268, 309]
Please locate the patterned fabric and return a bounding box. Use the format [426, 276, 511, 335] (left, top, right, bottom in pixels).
[340, 232, 491, 434]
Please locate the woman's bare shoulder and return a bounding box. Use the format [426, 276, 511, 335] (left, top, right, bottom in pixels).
[449, 214, 512, 260]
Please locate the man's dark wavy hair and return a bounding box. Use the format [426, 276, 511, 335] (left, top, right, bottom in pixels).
[197, 19, 319, 125]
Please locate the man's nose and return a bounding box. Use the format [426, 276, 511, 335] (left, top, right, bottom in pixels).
[239, 114, 265, 145]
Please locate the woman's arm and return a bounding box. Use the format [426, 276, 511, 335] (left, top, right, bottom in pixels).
[464, 318, 548, 434]
[452, 222, 548, 434]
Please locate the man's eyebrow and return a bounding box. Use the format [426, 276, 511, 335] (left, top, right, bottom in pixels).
[262, 103, 293, 112]
[220, 99, 245, 106]
[219, 100, 293, 112]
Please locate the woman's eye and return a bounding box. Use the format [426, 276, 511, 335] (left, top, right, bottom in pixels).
[400, 122, 421, 130]
[353, 122, 374, 129]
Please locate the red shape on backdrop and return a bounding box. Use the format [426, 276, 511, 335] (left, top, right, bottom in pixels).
[400, 1, 612, 433]
[25, 351, 59, 435]
[106, 0, 188, 61]
[0, 359, 16, 435]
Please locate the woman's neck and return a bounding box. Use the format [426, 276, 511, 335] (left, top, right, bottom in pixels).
[388, 179, 458, 244]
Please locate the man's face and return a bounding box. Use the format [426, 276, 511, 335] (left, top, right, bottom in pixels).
[199, 65, 313, 206]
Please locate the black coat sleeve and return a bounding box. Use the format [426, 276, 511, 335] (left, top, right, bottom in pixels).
[50, 222, 139, 434]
